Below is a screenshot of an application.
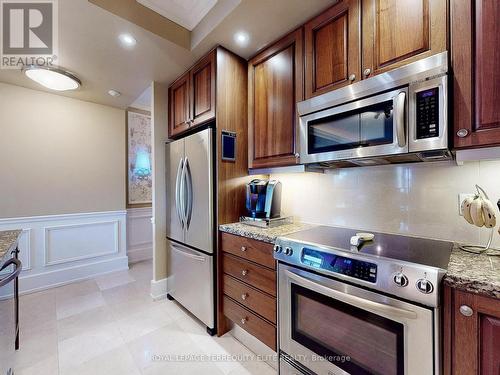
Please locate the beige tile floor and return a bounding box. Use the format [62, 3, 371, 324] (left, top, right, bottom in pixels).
[13, 260, 278, 375]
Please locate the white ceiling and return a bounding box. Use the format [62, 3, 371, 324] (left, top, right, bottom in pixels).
[136, 0, 218, 31]
[0, 0, 335, 109]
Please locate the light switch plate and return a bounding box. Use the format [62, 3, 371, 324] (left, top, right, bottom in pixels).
[458, 193, 475, 216]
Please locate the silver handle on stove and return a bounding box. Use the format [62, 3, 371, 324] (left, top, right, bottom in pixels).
[285, 269, 418, 320]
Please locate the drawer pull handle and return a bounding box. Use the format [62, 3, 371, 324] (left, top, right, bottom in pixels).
[241, 270, 248, 276]
[241, 246, 247, 252]
[459, 305, 473, 317]
[241, 317, 248, 325]
[241, 293, 248, 301]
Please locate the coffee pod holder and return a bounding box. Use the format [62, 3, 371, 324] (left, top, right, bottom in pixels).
[459, 184, 499, 256]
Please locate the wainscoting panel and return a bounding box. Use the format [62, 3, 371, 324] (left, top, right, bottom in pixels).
[0, 211, 128, 298]
[127, 207, 153, 263]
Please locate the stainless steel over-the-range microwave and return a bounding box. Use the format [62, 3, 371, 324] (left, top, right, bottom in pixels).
[297, 51, 450, 168]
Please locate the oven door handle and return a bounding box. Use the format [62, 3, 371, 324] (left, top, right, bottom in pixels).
[394, 91, 406, 148]
[285, 269, 418, 320]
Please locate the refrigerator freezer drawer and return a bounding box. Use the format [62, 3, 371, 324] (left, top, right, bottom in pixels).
[168, 241, 214, 328]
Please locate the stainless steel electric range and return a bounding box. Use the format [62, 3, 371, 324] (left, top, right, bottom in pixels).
[274, 226, 453, 375]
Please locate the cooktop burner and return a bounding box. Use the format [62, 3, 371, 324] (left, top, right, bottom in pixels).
[274, 225, 454, 307]
[282, 226, 453, 270]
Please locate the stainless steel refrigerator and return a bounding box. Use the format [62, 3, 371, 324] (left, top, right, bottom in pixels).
[165, 128, 215, 334]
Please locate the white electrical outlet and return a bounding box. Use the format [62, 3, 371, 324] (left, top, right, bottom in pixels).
[458, 193, 475, 216]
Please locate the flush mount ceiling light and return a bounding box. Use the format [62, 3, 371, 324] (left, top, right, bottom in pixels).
[234, 31, 250, 47]
[108, 89, 122, 97]
[118, 33, 137, 49]
[24, 65, 81, 91]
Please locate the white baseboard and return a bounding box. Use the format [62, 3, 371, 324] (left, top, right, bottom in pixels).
[0, 210, 128, 298]
[150, 277, 167, 300]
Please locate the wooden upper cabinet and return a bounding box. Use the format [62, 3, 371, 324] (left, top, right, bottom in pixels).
[362, 0, 446, 78]
[248, 29, 304, 169]
[190, 50, 216, 127]
[168, 72, 190, 138]
[305, 0, 361, 98]
[452, 0, 500, 149]
[168, 50, 216, 138]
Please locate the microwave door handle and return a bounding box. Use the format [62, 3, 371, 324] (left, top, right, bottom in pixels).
[285, 269, 417, 320]
[394, 91, 406, 148]
[175, 158, 184, 229]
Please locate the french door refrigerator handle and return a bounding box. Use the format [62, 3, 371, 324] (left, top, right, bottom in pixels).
[171, 243, 206, 262]
[394, 91, 407, 148]
[175, 158, 184, 228]
[184, 157, 193, 230]
[285, 269, 417, 320]
[0, 258, 22, 288]
[180, 158, 189, 226]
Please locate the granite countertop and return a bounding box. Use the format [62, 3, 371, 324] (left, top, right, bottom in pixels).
[444, 244, 500, 299]
[219, 222, 315, 244]
[0, 230, 22, 265]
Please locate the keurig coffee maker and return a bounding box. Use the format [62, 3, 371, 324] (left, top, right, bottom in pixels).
[245, 179, 282, 219]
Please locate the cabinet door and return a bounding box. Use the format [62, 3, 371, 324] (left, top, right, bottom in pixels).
[248, 29, 304, 169]
[362, 0, 446, 78]
[452, 0, 500, 149]
[168, 72, 190, 138]
[190, 50, 216, 127]
[444, 286, 500, 375]
[304, 0, 361, 98]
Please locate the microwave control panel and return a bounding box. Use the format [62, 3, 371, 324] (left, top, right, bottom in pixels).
[416, 87, 440, 139]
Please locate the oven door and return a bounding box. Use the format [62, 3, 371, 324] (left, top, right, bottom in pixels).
[278, 263, 435, 375]
[299, 88, 408, 164]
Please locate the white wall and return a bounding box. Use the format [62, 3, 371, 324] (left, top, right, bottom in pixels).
[127, 207, 153, 263]
[272, 160, 500, 249]
[0, 83, 129, 298]
[0, 211, 128, 298]
[0, 82, 126, 218]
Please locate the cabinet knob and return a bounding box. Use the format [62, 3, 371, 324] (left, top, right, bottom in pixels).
[241, 317, 248, 325]
[240, 246, 247, 252]
[457, 129, 469, 138]
[295, 153, 300, 159]
[241, 269, 248, 276]
[363, 68, 371, 77]
[241, 293, 248, 301]
[348, 74, 356, 82]
[459, 305, 473, 317]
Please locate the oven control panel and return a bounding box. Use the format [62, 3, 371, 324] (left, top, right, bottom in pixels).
[416, 87, 440, 139]
[301, 248, 377, 283]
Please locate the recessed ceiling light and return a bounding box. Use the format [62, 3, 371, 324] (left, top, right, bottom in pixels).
[118, 33, 137, 48]
[24, 65, 81, 91]
[108, 89, 122, 97]
[234, 31, 250, 47]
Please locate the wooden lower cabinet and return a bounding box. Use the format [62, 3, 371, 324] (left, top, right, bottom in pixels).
[444, 284, 500, 375]
[219, 232, 277, 351]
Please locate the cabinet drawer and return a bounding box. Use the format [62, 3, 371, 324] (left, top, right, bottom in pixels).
[220, 232, 275, 269]
[223, 274, 276, 324]
[222, 253, 276, 296]
[223, 296, 276, 351]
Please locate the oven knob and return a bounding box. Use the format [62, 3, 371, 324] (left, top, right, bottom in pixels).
[416, 279, 434, 294]
[393, 273, 409, 287]
[273, 244, 282, 253]
[284, 247, 293, 256]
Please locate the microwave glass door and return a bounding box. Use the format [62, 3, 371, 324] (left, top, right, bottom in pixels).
[360, 100, 394, 147]
[307, 111, 360, 154]
[291, 283, 404, 375]
[307, 100, 395, 154]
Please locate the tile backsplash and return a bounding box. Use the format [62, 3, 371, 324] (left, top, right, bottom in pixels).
[271, 160, 500, 248]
